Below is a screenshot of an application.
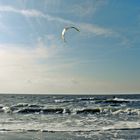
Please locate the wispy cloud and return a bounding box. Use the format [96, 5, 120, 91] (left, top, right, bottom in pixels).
[0, 42, 97, 94]
[0, 5, 45, 17]
[70, 0, 108, 18]
[0, 41, 64, 93]
[0, 5, 129, 47]
[79, 23, 113, 37]
[0, 5, 114, 37]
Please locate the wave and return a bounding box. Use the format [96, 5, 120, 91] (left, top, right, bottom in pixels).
[0, 127, 140, 133]
[54, 99, 75, 103]
[77, 97, 95, 101]
[54, 97, 95, 103]
[0, 102, 140, 116]
[0, 105, 104, 115]
[0, 106, 140, 116]
[76, 108, 100, 114]
[111, 108, 140, 115]
[11, 103, 44, 109]
[103, 99, 129, 104]
[95, 98, 131, 105]
[54, 97, 136, 104]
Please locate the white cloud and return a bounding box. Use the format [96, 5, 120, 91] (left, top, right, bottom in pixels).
[0, 4, 132, 45]
[0, 5, 45, 17]
[0, 43, 105, 93]
[79, 23, 113, 37]
[0, 42, 57, 93]
[0, 42, 138, 94]
[0, 41, 88, 93]
[20, 9, 44, 17]
[0, 5, 114, 37]
[71, 0, 107, 18]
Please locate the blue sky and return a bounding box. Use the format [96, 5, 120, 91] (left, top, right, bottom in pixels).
[0, 0, 139, 94]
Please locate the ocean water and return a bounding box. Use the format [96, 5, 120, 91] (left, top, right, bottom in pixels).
[0, 94, 140, 140]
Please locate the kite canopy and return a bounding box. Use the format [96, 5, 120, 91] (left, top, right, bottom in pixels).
[61, 26, 80, 42]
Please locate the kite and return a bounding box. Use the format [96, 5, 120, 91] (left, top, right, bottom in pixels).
[61, 26, 80, 42]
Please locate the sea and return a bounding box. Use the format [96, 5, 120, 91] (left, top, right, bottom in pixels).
[0, 94, 140, 140]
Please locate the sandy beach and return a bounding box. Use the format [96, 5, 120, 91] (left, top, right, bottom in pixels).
[1, 130, 140, 140]
[0, 131, 92, 140]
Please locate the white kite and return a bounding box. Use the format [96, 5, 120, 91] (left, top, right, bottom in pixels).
[61, 26, 80, 42]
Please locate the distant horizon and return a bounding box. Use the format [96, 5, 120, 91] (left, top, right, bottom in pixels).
[0, 92, 139, 95]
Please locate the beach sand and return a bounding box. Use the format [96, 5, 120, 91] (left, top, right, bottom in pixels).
[0, 130, 140, 140]
[0, 132, 89, 140]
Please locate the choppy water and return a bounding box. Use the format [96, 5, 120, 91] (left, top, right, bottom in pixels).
[0, 94, 140, 139]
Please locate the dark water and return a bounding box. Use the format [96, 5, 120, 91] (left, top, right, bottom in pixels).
[0, 94, 140, 139]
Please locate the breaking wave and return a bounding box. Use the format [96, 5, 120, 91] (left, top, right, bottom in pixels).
[0, 103, 140, 116]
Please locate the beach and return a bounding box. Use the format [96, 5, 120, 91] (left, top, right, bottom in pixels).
[1, 129, 140, 140]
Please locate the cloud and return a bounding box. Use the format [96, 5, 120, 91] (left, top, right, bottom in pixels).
[0, 42, 95, 93]
[0, 5, 45, 17]
[0, 41, 81, 93]
[0, 5, 70, 23]
[0, 4, 132, 45]
[0, 44, 43, 93]
[0, 5, 114, 37]
[70, 0, 108, 18]
[0, 42, 138, 94]
[79, 23, 113, 37]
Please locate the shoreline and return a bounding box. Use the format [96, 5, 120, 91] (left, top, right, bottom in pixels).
[1, 130, 140, 140]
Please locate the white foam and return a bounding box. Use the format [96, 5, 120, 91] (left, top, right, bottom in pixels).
[112, 108, 140, 115]
[102, 121, 140, 131]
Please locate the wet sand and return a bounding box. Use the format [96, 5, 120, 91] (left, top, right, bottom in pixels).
[0, 132, 88, 140]
[1, 130, 140, 140]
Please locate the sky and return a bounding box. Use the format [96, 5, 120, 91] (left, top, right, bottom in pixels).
[0, 0, 139, 94]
